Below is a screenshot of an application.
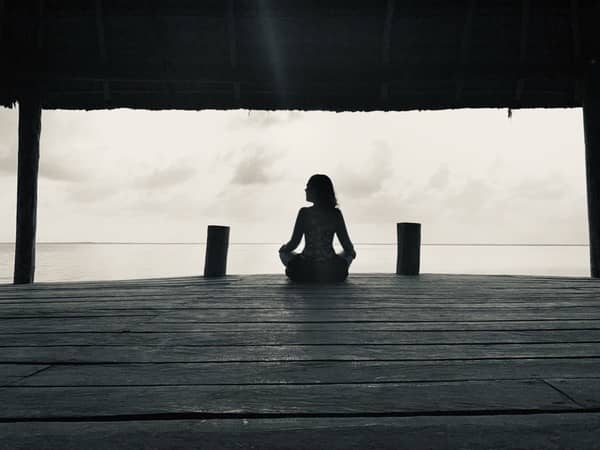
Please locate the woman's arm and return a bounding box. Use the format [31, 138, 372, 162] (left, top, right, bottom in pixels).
[280, 208, 305, 252]
[336, 209, 356, 259]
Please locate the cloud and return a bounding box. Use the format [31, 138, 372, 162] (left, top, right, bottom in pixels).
[0, 144, 84, 182]
[40, 158, 86, 182]
[336, 141, 393, 198]
[0, 145, 16, 175]
[509, 174, 568, 202]
[427, 165, 450, 190]
[230, 146, 281, 185]
[228, 110, 303, 130]
[0, 108, 18, 146]
[444, 178, 495, 216]
[68, 184, 120, 203]
[133, 163, 197, 190]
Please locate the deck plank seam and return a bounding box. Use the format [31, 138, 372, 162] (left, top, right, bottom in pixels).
[12, 377, 600, 387]
[539, 379, 585, 408]
[4, 340, 600, 347]
[4, 356, 600, 365]
[2, 408, 600, 424]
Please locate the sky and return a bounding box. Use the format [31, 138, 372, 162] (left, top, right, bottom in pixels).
[0, 106, 588, 245]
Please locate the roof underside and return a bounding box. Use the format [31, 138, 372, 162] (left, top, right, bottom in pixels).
[1, 0, 598, 112]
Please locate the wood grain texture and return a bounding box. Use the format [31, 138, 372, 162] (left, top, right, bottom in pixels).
[1, 414, 600, 450]
[0, 273, 599, 449]
[0, 380, 579, 419]
[15, 359, 600, 387]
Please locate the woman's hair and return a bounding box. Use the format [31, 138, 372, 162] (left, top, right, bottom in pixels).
[307, 174, 338, 209]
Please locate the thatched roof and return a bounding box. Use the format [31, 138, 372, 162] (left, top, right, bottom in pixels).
[1, 0, 598, 111]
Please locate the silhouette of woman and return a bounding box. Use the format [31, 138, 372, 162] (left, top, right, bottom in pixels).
[279, 174, 356, 282]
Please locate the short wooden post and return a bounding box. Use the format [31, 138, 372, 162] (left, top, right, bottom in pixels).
[584, 63, 600, 278]
[204, 225, 230, 277]
[396, 222, 421, 275]
[14, 96, 42, 284]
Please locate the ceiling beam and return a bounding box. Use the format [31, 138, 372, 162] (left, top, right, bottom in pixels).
[37, 0, 45, 50]
[4, 61, 580, 85]
[455, 0, 476, 101]
[95, 0, 111, 103]
[149, 0, 176, 99]
[95, 0, 107, 62]
[227, 0, 241, 104]
[571, 0, 582, 103]
[514, 0, 530, 102]
[380, 0, 395, 105]
[0, 0, 5, 44]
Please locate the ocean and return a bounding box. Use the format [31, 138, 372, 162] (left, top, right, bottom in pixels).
[0, 243, 590, 283]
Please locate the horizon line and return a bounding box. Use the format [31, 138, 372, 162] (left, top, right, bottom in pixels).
[0, 242, 590, 247]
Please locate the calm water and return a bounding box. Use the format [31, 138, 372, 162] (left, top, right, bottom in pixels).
[0, 243, 590, 283]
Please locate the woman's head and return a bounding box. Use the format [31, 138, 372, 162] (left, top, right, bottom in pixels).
[305, 174, 337, 209]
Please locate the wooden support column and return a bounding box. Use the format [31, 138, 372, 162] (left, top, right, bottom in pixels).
[396, 223, 421, 276]
[204, 225, 230, 277]
[584, 64, 600, 277]
[14, 96, 41, 284]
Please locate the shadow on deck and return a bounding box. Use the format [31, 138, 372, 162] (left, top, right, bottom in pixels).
[0, 273, 599, 449]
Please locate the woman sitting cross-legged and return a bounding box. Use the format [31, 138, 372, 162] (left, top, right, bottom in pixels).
[279, 174, 356, 282]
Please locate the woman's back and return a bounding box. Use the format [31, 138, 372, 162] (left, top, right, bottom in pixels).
[302, 206, 338, 260]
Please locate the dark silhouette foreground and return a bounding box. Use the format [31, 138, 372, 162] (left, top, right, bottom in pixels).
[280, 174, 356, 282]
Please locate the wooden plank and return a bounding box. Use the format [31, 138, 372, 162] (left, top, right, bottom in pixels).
[16, 359, 600, 387]
[2, 294, 600, 306]
[0, 282, 598, 296]
[0, 380, 579, 419]
[1, 308, 598, 321]
[2, 286, 599, 302]
[2, 318, 600, 334]
[1, 273, 597, 293]
[115, 307, 600, 322]
[1, 280, 597, 299]
[2, 297, 599, 308]
[4, 329, 600, 347]
[0, 317, 145, 333]
[1, 343, 599, 364]
[2, 299, 600, 312]
[128, 320, 600, 333]
[2, 414, 600, 450]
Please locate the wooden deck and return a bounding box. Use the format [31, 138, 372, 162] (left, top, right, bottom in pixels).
[1, 273, 600, 449]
